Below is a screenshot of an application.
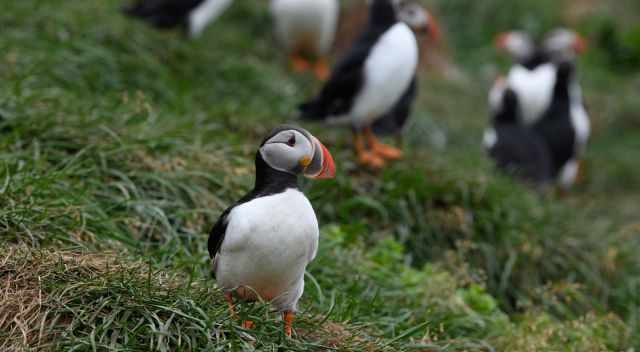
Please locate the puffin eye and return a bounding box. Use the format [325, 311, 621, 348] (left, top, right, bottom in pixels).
[287, 135, 296, 147]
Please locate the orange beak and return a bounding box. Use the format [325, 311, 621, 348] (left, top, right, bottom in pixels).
[495, 32, 510, 50]
[573, 34, 587, 54]
[426, 13, 441, 43]
[313, 141, 335, 179]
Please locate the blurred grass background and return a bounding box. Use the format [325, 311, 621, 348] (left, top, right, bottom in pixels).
[1, 0, 639, 350]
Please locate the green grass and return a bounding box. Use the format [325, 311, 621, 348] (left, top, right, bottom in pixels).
[1, 0, 639, 350]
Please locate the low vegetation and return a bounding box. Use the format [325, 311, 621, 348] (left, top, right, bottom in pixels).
[1, 0, 638, 350]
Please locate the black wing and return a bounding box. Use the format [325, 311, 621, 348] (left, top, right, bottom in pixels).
[207, 207, 231, 259]
[122, 0, 204, 28]
[207, 189, 258, 259]
[299, 26, 389, 120]
[532, 62, 576, 177]
[372, 76, 418, 136]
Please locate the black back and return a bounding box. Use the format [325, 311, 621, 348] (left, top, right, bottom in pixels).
[299, 0, 398, 120]
[372, 76, 418, 136]
[532, 61, 576, 177]
[122, 0, 204, 29]
[518, 49, 552, 70]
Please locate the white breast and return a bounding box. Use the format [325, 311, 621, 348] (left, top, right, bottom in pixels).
[270, 0, 338, 56]
[349, 23, 418, 128]
[188, 0, 233, 37]
[215, 189, 319, 311]
[488, 77, 506, 113]
[569, 82, 590, 154]
[507, 64, 557, 125]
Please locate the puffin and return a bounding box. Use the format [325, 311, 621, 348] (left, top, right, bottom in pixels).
[491, 29, 587, 126]
[532, 60, 589, 189]
[299, 0, 424, 169]
[121, 0, 232, 37]
[270, 0, 339, 80]
[486, 29, 590, 189]
[484, 79, 553, 186]
[371, 1, 441, 136]
[208, 125, 335, 338]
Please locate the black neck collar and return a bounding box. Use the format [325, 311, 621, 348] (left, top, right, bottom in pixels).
[252, 152, 299, 196]
[368, 0, 397, 30]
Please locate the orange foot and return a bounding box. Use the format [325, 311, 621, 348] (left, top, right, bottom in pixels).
[364, 127, 403, 160]
[290, 55, 311, 73]
[372, 143, 403, 160]
[242, 320, 254, 329]
[313, 58, 330, 80]
[358, 151, 385, 169]
[283, 311, 295, 338]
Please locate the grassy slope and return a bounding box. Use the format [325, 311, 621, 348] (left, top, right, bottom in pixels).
[1, 0, 639, 350]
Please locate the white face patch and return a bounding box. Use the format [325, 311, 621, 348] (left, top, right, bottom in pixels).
[396, 2, 428, 30]
[505, 32, 534, 61]
[543, 28, 580, 62]
[259, 130, 314, 174]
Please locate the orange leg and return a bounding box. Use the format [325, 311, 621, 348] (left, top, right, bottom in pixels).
[353, 130, 384, 169]
[226, 292, 255, 329]
[224, 292, 237, 320]
[364, 127, 403, 160]
[289, 54, 311, 73]
[313, 57, 330, 81]
[283, 311, 295, 338]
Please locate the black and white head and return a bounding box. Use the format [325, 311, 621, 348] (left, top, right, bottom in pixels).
[495, 31, 535, 63]
[394, 0, 441, 41]
[543, 28, 587, 62]
[258, 125, 335, 179]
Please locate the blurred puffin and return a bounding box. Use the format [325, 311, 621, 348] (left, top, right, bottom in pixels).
[299, 0, 427, 168]
[122, 0, 232, 37]
[270, 0, 339, 80]
[532, 59, 589, 189]
[371, 1, 441, 137]
[484, 79, 553, 186]
[491, 29, 587, 126]
[208, 125, 335, 337]
[486, 29, 590, 189]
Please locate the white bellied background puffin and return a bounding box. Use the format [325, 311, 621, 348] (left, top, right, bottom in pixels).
[492, 29, 588, 126]
[122, 0, 233, 37]
[270, 0, 339, 80]
[299, 0, 428, 169]
[485, 28, 590, 190]
[208, 125, 335, 337]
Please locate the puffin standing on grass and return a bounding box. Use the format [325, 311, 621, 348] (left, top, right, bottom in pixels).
[485, 29, 589, 189]
[484, 80, 553, 186]
[532, 59, 589, 189]
[270, 0, 339, 80]
[299, 0, 423, 169]
[491, 29, 587, 126]
[122, 0, 232, 37]
[208, 126, 335, 338]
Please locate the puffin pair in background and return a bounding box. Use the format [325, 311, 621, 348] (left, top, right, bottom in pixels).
[485, 28, 590, 190]
[122, 0, 339, 79]
[300, 0, 436, 169]
[208, 126, 335, 338]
